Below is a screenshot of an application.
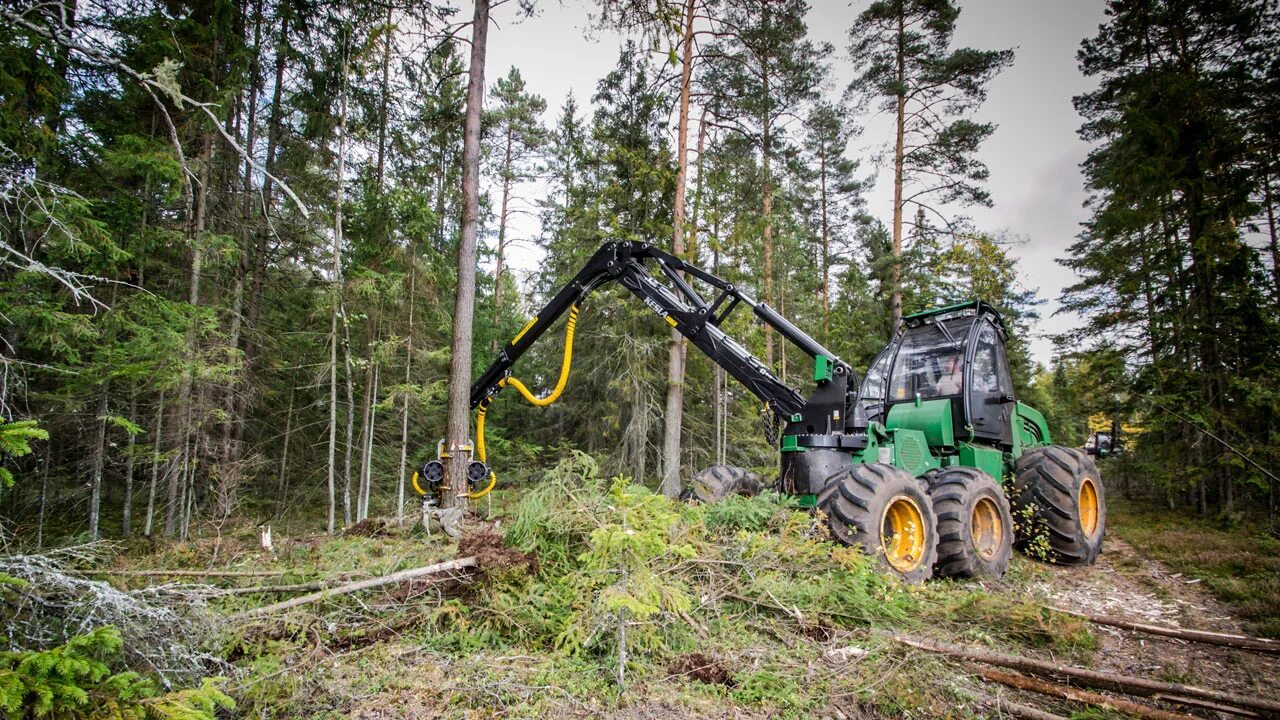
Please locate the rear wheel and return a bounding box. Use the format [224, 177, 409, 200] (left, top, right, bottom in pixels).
[1011, 446, 1105, 565]
[817, 463, 938, 583]
[689, 464, 763, 503]
[925, 467, 1014, 579]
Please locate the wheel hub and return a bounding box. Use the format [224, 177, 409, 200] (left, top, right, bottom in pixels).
[971, 497, 1003, 560]
[881, 495, 926, 573]
[1079, 477, 1100, 538]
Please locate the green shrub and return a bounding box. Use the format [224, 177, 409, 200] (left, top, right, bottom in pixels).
[0, 626, 232, 719]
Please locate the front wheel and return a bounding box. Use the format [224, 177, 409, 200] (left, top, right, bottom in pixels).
[925, 466, 1014, 579]
[817, 463, 938, 583]
[1011, 446, 1105, 565]
[688, 464, 763, 503]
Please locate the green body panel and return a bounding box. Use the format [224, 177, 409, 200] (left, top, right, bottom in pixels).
[885, 399, 955, 448]
[1012, 402, 1051, 457]
[957, 443, 1004, 482]
[814, 355, 833, 383]
[795, 494, 818, 508]
[780, 434, 805, 453]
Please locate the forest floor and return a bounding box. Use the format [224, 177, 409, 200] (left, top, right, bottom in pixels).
[81, 476, 1280, 720]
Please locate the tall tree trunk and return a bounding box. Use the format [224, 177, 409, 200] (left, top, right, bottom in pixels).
[122, 394, 137, 536]
[660, 0, 698, 499]
[444, 0, 489, 508]
[277, 385, 294, 515]
[36, 443, 50, 549]
[145, 389, 164, 537]
[377, 5, 393, 191]
[890, 11, 906, 333]
[762, 103, 775, 367]
[397, 259, 415, 524]
[357, 344, 375, 522]
[327, 49, 350, 535]
[361, 364, 379, 521]
[1264, 163, 1279, 307]
[492, 127, 514, 356]
[819, 152, 831, 343]
[169, 132, 212, 538]
[342, 306, 355, 527]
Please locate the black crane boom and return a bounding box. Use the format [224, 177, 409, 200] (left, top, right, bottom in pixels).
[469, 241, 848, 418]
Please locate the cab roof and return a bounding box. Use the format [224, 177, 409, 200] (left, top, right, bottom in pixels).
[902, 300, 1007, 335]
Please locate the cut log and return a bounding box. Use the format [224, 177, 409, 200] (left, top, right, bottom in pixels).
[972, 665, 1198, 720]
[1049, 607, 1280, 656]
[230, 557, 477, 620]
[891, 634, 1280, 716]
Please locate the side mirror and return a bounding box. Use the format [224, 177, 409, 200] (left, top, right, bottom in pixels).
[986, 393, 1016, 405]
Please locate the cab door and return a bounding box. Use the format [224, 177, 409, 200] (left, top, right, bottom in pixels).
[965, 319, 1015, 446]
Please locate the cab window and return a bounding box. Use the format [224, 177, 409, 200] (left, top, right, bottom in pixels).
[971, 324, 1002, 394]
[888, 323, 964, 400]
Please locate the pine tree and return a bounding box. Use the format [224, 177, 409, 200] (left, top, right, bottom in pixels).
[848, 0, 1012, 332]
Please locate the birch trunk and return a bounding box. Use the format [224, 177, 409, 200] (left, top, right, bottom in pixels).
[327, 49, 350, 534]
[88, 388, 108, 541]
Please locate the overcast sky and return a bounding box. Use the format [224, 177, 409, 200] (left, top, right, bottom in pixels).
[485, 0, 1109, 366]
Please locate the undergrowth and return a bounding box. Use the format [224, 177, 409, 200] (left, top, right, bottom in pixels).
[158, 451, 1101, 718]
[1108, 498, 1280, 638]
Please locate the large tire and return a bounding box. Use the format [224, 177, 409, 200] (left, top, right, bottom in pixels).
[925, 466, 1014, 579]
[1011, 446, 1105, 565]
[817, 463, 938, 583]
[689, 464, 763, 503]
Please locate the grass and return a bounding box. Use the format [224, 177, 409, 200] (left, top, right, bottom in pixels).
[1107, 498, 1280, 638]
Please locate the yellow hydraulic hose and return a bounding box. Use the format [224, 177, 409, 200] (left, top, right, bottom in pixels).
[499, 306, 579, 406]
[468, 305, 580, 500]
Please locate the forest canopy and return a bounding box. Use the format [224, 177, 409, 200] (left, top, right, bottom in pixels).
[0, 0, 1278, 549]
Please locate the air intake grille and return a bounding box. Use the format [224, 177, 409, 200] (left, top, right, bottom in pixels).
[897, 433, 927, 476]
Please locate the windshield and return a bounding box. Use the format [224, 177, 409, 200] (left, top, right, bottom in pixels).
[861, 349, 890, 407]
[888, 321, 966, 401]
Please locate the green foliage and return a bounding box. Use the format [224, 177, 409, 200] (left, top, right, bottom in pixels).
[1063, 0, 1280, 514]
[702, 491, 787, 532]
[0, 626, 231, 720]
[0, 419, 47, 491]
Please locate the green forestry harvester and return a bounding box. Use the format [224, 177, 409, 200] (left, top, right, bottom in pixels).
[415, 241, 1105, 582]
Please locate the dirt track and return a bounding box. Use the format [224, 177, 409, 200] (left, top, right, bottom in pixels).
[1023, 536, 1279, 704]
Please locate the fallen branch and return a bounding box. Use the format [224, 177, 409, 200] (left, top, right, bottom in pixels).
[891, 634, 1280, 716]
[90, 569, 304, 578]
[972, 665, 1197, 720]
[980, 697, 1069, 720]
[1049, 607, 1280, 656]
[230, 558, 477, 620]
[1150, 694, 1263, 719]
[183, 581, 334, 597]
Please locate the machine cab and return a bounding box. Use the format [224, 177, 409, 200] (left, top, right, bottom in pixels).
[859, 301, 1017, 447]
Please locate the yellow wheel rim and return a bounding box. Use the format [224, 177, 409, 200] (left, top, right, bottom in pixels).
[881, 495, 926, 574]
[1079, 477, 1100, 538]
[971, 497, 1003, 560]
